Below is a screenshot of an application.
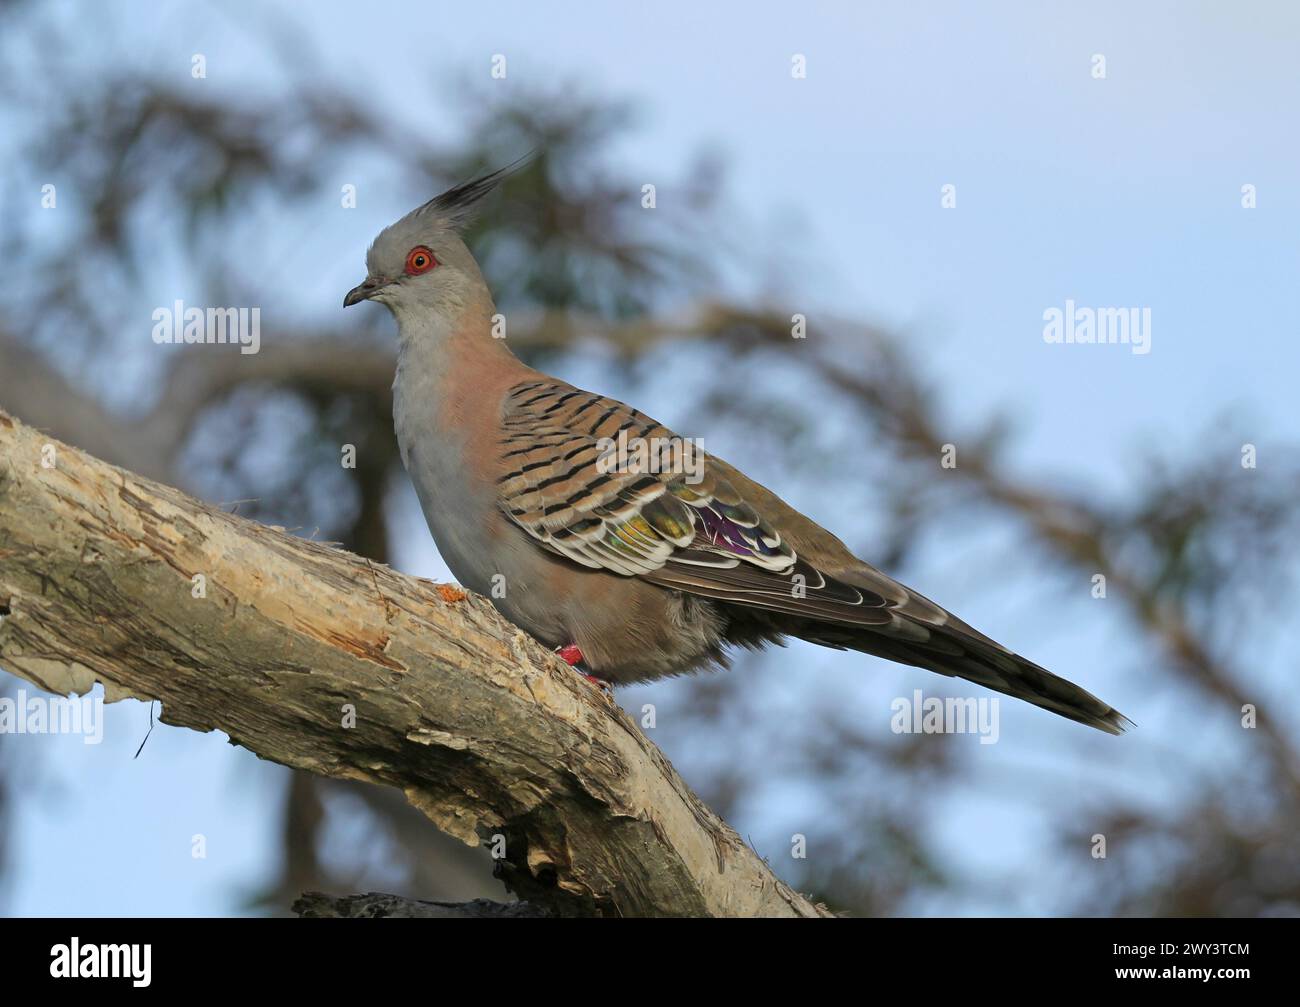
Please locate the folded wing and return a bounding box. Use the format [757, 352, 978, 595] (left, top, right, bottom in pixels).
[496, 378, 1129, 734]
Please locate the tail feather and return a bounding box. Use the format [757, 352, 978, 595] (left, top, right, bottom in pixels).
[794, 620, 1130, 735]
[643, 542, 1129, 733]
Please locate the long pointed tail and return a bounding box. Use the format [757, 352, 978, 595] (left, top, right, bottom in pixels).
[795, 620, 1130, 734]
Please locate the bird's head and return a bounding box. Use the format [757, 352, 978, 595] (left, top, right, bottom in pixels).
[344, 162, 518, 324]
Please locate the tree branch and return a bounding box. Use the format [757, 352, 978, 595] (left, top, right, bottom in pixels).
[0, 407, 830, 918]
[292, 892, 553, 918]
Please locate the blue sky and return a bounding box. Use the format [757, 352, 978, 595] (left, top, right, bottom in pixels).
[5, 0, 1297, 914]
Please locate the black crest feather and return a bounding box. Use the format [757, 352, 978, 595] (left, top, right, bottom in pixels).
[420, 151, 535, 226]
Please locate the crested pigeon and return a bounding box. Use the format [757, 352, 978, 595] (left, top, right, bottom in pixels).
[344, 166, 1129, 735]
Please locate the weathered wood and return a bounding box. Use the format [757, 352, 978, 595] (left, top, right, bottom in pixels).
[0, 408, 830, 918]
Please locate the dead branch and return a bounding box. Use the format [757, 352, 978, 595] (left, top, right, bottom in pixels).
[0, 407, 830, 918]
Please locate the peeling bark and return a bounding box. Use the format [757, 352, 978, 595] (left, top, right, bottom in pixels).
[0, 408, 831, 918]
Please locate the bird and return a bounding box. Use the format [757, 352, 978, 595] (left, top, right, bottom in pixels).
[344, 163, 1129, 735]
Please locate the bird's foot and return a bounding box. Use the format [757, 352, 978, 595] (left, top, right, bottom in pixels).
[555, 644, 585, 666]
[554, 644, 614, 701]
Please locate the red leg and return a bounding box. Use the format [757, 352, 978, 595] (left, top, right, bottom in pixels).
[556, 644, 584, 666]
[554, 644, 613, 697]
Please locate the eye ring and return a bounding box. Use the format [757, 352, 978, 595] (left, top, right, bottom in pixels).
[405, 246, 437, 275]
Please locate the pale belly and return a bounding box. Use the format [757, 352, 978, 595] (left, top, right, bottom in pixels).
[393, 376, 728, 681]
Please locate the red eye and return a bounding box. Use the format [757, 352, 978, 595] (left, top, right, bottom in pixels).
[405, 246, 437, 275]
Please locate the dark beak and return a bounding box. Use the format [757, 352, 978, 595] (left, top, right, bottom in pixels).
[343, 277, 390, 307]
